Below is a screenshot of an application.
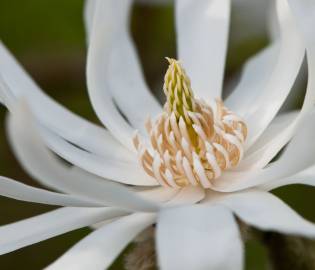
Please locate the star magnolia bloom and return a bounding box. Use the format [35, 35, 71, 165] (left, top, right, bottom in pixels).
[0, 0, 315, 269]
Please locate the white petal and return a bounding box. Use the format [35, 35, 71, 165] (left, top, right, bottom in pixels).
[87, 0, 161, 148]
[91, 186, 177, 230]
[139, 186, 180, 203]
[0, 207, 126, 255]
[261, 166, 315, 191]
[165, 186, 205, 206]
[46, 213, 155, 270]
[258, 0, 315, 188]
[0, 42, 130, 159]
[8, 101, 160, 212]
[84, 0, 172, 40]
[242, 0, 305, 148]
[0, 175, 101, 207]
[8, 99, 158, 187]
[227, 0, 305, 150]
[84, 0, 96, 42]
[106, 1, 162, 134]
[238, 0, 315, 169]
[243, 110, 298, 158]
[38, 126, 158, 186]
[214, 190, 315, 238]
[176, 0, 231, 100]
[225, 42, 280, 116]
[212, 111, 315, 192]
[157, 205, 243, 270]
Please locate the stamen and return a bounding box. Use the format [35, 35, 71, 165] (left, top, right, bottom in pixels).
[134, 58, 247, 188]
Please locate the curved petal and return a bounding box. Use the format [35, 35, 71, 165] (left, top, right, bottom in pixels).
[261, 166, 315, 191]
[242, 0, 305, 148]
[139, 187, 180, 203]
[84, 0, 96, 42]
[157, 204, 243, 270]
[87, 0, 161, 148]
[239, 0, 315, 169]
[214, 190, 315, 238]
[0, 176, 101, 207]
[0, 207, 127, 255]
[176, 0, 231, 100]
[8, 102, 160, 212]
[105, 1, 161, 134]
[46, 213, 155, 270]
[243, 110, 298, 158]
[0, 42, 129, 159]
[91, 187, 179, 230]
[225, 42, 280, 116]
[212, 110, 315, 192]
[165, 186, 205, 206]
[38, 127, 158, 186]
[8, 99, 158, 187]
[84, 0, 172, 41]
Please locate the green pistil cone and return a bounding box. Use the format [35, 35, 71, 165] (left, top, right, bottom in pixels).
[163, 58, 198, 147]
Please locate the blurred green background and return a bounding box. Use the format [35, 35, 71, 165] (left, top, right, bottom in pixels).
[0, 0, 314, 269]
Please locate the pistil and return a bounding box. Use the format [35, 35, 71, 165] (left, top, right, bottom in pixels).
[133, 58, 247, 188]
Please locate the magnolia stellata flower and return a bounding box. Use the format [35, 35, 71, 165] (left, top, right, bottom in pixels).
[0, 0, 315, 270]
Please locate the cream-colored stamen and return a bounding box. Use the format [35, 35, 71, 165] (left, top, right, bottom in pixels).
[133, 58, 247, 188]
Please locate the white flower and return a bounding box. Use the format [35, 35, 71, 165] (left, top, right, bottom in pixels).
[0, 0, 315, 269]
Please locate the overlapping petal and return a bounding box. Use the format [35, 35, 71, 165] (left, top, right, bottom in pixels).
[46, 213, 155, 270]
[239, 0, 315, 169]
[87, 0, 161, 146]
[1, 0, 315, 269]
[211, 110, 315, 192]
[8, 99, 158, 188]
[8, 101, 160, 212]
[0, 207, 127, 255]
[0, 176, 101, 207]
[157, 205, 243, 270]
[175, 0, 231, 100]
[240, 0, 304, 148]
[0, 42, 128, 159]
[212, 190, 315, 238]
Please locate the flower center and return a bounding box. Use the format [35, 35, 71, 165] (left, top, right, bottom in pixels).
[133, 58, 247, 188]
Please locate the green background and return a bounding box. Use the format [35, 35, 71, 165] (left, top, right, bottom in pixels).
[0, 1, 314, 269]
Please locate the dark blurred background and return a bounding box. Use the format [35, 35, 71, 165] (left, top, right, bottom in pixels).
[0, 0, 314, 269]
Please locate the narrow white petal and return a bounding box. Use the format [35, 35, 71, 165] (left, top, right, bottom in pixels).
[0, 42, 129, 159]
[137, 186, 180, 203]
[0, 207, 126, 255]
[243, 0, 305, 148]
[87, 0, 161, 148]
[105, 1, 162, 134]
[46, 213, 155, 270]
[215, 190, 315, 238]
[38, 127, 158, 186]
[212, 113, 315, 192]
[243, 111, 298, 159]
[91, 187, 178, 230]
[84, 0, 96, 42]
[225, 42, 280, 117]
[238, 0, 315, 169]
[7, 98, 158, 189]
[8, 102, 160, 212]
[261, 166, 315, 191]
[165, 186, 205, 206]
[176, 0, 231, 100]
[157, 205, 243, 270]
[0, 176, 101, 207]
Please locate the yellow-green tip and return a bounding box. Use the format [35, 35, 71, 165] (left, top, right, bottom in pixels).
[163, 58, 196, 121]
[163, 58, 198, 147]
